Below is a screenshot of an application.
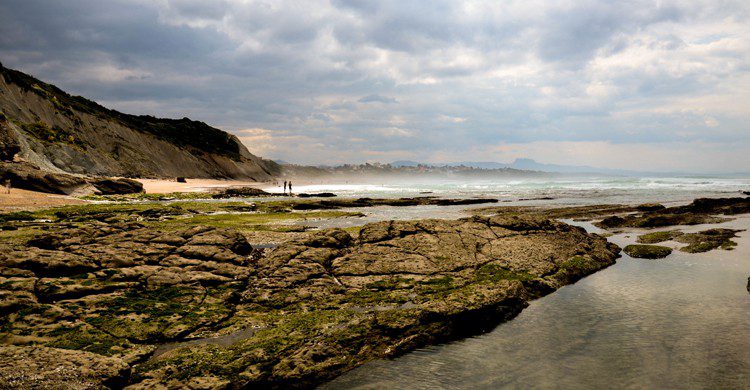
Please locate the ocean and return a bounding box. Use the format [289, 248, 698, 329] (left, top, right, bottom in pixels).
[267, 176, 750, 206]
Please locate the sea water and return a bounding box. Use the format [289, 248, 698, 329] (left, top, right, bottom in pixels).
[268, 175, 750, 206]
[321, 216, 750, 389]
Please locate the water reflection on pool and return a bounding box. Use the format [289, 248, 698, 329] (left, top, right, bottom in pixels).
[322, 217, 750, 389]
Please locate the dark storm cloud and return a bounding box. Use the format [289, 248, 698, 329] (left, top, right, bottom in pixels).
[0, 0, 748, 171]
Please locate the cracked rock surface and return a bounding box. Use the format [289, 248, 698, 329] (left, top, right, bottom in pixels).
[1, 216, 619, 389]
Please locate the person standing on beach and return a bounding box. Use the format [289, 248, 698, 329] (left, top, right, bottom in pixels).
[288, 181, 292, 195]
[283, 181, 287, 195]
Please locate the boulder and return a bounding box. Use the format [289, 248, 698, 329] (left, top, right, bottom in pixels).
[636, 203, 666, 212]
[212, 187, 271, 198]
[0, 161, 88, 194]
[0, 161, 144, 195]
[90, 178, 144, 195]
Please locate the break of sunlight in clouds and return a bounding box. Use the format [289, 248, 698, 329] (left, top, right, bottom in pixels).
[0, 0, 748, 172]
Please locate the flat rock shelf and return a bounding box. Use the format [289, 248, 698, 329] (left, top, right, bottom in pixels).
[0, 215, 619, 388]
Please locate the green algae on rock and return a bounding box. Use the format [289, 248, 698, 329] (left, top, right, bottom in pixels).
[675, 228, 744, 253]
[623, 244, 673, 259]
[135, 216, 619, 388]
[636, 230, 684, 244]
[0, 215, 619, 388]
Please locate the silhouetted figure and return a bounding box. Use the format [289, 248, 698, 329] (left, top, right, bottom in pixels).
[288, 181, 292, 195]
[283, 181, 287, 195]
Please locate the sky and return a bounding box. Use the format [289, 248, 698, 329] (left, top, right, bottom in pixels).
[0, 0, 748, 172]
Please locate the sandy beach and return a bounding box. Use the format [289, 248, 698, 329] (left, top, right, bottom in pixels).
[0, 188, 86, 212]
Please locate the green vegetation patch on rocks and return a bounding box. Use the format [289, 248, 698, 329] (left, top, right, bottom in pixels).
[0, 215, 619, 388]
[675, 228, 744, 253]
[623, 244, 673, 259]
[136, 215, 618, 388]
[637, 230, 684, 244]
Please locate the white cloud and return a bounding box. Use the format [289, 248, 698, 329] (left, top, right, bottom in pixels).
[1, 0, 749, 172]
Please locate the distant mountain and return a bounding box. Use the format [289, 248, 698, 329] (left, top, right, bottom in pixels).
[505, 158, 640, 175]
[394, 158, 650, 175]
[0, 63, 280, 180]
[280, 162, 547, 179]
[447, 161, 511, 170]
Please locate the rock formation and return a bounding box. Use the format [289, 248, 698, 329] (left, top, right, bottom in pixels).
[623, 244, 672, 259]
[595, 197, 750, 229]
[0, 161, 143, 195]
[0, 215, 619, 388]
[0, 63, 279, 181]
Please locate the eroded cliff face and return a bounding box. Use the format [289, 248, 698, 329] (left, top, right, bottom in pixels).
[0, 64, 279, 180]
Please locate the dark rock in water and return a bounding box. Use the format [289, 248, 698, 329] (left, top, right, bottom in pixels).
[623, 244, 672, 259]
[675, 228, 744, 253]
[519, 196, 555, 201]
[434, 198, 499, 206]
[176, 177, 187, 183]
[291, 197, 499, 210]
[90, 178, 144, 195]
[0, 216, 618, 388]
[594, 197, 750, 229]
[597, 215, 626, 229]
[637, 203, 666, 212]
[684, 197, 750, 215]
[212, 186, 272, 198]
[297, 192, 337, 198]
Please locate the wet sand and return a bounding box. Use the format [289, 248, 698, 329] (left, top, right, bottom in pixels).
[0, 188, 86, 211]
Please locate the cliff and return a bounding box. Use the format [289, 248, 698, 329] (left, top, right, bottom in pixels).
[0, 63, 279, 180]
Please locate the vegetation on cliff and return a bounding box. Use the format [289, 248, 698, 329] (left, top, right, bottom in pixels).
[0, 63, 280, 180]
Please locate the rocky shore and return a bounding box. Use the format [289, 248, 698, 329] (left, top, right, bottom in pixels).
[0, 208, 618, 388]
[1, 195, 748, 388]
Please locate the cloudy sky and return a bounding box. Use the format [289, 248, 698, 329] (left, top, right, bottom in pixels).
[1, 0, 748, 172]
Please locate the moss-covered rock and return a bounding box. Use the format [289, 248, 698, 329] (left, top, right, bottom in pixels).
[0, 215, 619, 388]
[623, 244, 672, 259]
[637, 230, 684, 244]
[675, 228, 744, 253]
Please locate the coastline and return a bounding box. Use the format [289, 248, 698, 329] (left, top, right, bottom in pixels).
[0, 191, 748, 388]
